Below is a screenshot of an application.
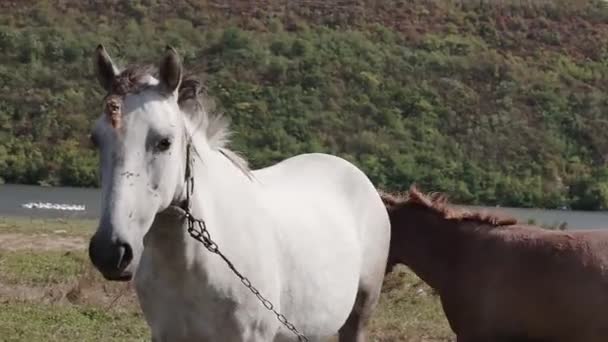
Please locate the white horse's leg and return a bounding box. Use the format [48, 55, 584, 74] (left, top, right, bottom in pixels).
[339, 244, 386, 342]
[240, 324, 279, 342]
[338, 285, 381, 342]
[273, 334, 326, 342]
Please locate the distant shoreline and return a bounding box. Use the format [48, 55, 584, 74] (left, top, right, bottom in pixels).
[2, 183, 608, 230]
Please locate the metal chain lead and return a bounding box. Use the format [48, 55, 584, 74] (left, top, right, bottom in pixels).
[183, 144, 308, 342]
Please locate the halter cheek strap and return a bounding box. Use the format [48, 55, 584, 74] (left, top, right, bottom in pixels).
[184, 141, 194, 210]
[168, 137, 193, 212]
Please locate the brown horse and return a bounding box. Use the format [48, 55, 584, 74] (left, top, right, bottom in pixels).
[381, 186, 608, 342]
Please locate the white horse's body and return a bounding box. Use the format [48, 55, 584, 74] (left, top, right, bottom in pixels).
[88, 46, 390, 342]
[138, 152, 388, 341]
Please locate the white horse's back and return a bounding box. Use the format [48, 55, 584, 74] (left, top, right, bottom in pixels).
[254, 153, 391, 340]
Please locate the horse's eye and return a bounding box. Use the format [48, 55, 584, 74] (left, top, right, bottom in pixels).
[156, 138, 172, 151]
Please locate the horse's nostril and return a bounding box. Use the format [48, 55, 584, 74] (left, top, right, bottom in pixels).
[89, 232, 134, 281]
[118, 243, 133, 270]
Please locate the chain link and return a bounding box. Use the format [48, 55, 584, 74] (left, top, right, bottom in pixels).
[185, 214, 309, 342]
[182, 143, 308, 341]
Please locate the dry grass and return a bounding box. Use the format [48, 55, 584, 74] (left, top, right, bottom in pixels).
[370, 267, 453, 341]
[0, 261, 147, 341]
[0, 216, 96, 236]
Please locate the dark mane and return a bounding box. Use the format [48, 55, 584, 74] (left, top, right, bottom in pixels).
[108, 65, 211, 119]
[178, 78, 206, 114]
[108, 64, 205, 105]
[109, 64, 156, 96]
[380, 186, 517, 227]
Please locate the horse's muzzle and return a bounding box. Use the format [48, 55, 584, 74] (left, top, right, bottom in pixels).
[88, 231, 134, 281]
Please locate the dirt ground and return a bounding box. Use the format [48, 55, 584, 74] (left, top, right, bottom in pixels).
[0, 231, 136, 310]
[0, 232, 86, 251]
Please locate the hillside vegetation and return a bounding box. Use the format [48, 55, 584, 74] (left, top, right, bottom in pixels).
[3, 0, 608, 209]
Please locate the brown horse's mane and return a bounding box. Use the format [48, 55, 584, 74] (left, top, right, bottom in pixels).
[380, 185, 517, 227]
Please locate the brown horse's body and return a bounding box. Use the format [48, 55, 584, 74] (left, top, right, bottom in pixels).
[382, 187, 608, 342]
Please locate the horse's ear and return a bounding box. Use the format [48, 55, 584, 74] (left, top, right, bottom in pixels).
[158, 46, 182, 95]
[94, 44, 118, 92]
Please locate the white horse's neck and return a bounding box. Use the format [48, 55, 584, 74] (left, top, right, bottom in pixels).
[143, 125, 257, 275]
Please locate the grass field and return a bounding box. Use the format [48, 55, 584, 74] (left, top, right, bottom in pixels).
[0, 216, 453, 341]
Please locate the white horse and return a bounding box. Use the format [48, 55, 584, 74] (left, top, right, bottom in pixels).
[88, 45, 390, 342]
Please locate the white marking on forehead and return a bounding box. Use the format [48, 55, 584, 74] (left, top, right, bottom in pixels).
[141, 75, 159, 86]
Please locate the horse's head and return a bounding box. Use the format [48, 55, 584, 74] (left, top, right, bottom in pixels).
[88, 45, 189, 281]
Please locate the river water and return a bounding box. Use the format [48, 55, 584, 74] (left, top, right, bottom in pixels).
[1, 183, 608, 230]
[0, 184, 100, 219]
